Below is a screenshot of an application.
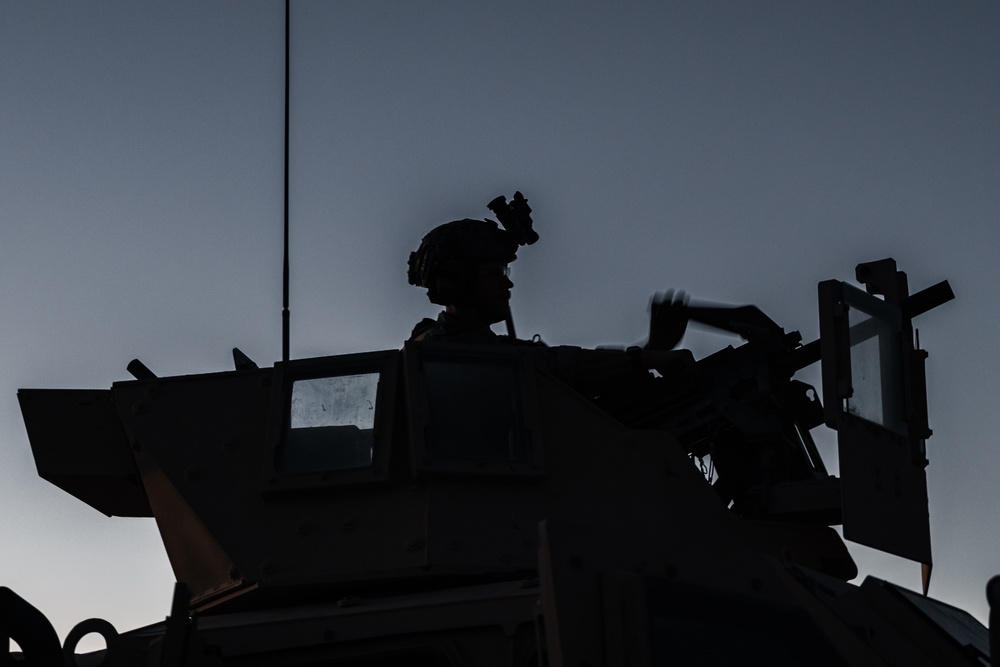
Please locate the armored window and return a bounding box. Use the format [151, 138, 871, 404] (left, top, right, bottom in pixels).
[406, 343, 542, 476]
[422, 357, 528, 461]
[265, 350, 397, 491]
[282, 373, 379, 473]
[842, 285, 906, 435]
[820, 282, 906, 436]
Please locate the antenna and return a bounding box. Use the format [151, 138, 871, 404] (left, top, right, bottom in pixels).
[282, 0, 291, 363]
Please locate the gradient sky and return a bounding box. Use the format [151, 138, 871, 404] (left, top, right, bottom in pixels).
[2, 0, 998, 650]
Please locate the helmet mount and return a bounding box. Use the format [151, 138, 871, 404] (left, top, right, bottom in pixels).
[408, 192, 538, 307]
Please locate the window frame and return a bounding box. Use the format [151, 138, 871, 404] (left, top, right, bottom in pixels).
[262, 350, 399, 493]
[819, 280, 907, 434]
[403, 341, 544, 478]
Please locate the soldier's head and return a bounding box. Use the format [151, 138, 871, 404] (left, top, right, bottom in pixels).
[408, 218, 517, 324]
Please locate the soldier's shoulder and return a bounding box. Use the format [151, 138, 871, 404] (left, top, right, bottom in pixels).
[409, 318, 440, 342]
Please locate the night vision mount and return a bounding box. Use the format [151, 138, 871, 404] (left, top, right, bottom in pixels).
[488, 191, 539, 247]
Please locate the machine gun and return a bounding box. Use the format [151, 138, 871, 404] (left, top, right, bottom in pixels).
[599, 258, 953, 571]
[607, 302, 833, 522]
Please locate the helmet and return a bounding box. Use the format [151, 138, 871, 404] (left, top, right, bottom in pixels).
[408, 219, 518, 306]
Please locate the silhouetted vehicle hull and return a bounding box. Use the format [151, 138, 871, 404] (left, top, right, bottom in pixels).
[8, 259, 988, 666]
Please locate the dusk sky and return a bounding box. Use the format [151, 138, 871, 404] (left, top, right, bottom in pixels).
[2, 1, 998, 649]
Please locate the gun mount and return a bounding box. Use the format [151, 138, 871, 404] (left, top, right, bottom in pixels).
[9, 258, 993, 667]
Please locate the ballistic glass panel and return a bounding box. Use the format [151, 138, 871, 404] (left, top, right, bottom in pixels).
[843, 285, 906, 436]
[280, 373, 379, 473]
[422, 358, 528, 462]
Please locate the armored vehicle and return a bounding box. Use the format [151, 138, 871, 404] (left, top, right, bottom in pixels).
[6, 257, 993, 666]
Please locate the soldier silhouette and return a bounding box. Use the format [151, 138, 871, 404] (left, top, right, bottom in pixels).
[406, 194, 693, 385]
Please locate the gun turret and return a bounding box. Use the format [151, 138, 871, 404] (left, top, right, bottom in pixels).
[597, 259, 953, 572]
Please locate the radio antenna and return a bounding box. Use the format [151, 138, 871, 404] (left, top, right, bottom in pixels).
[281, 0, 291, 363]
